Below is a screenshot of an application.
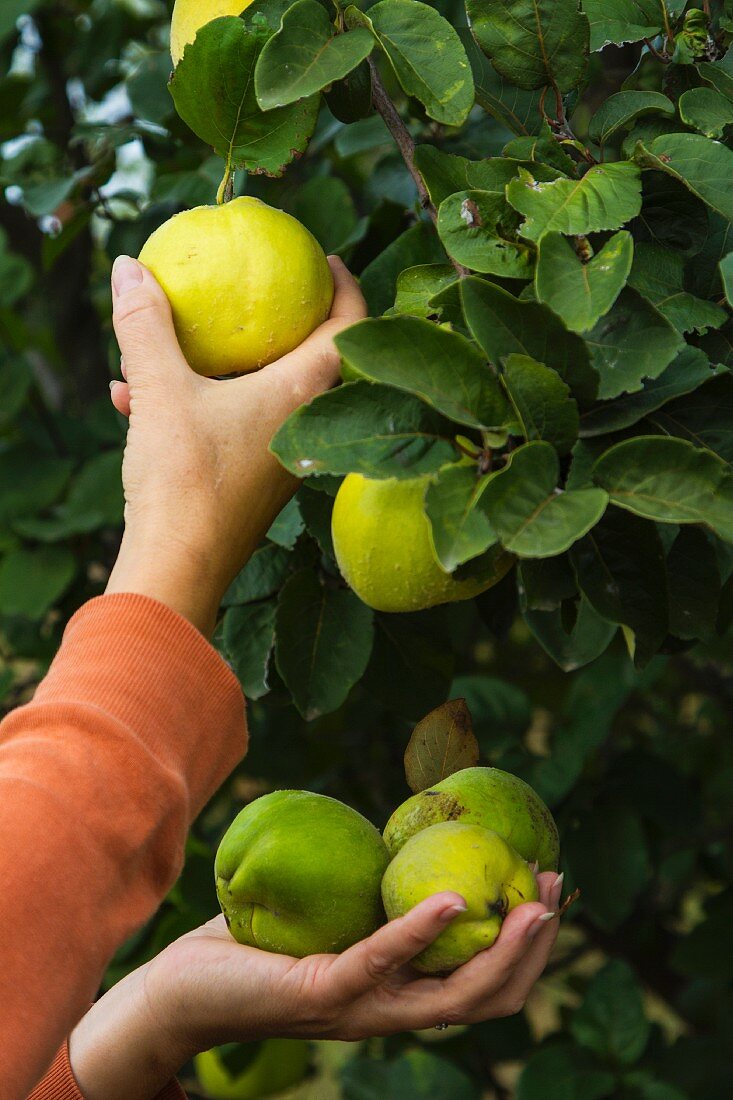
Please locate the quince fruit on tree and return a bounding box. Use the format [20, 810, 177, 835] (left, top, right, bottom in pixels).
[195, 1038, 309, 1100]
[215, 790, 390, 957]
[383, 766, 559, 871]
[137, 197, 334, 377]
[331, 473, 514, 613]
[170, 0, 253, 66]
[382, 822, 539, 973]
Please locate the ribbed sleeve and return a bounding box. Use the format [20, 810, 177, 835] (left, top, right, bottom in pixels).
[27, 1043, 188, 1100]
[1, 594, 247, 1097]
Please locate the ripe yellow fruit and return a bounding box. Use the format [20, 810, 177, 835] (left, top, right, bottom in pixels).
[382, 822, 539, 973]
[331, 473, 513, 613]
[170, 0, 252, 66]
[137, 198, 334, 377]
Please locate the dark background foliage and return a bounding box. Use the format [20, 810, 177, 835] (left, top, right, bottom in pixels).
[1, 2, 733, 1097]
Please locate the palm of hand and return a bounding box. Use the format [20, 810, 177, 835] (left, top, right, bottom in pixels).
[145, 873, 561, 1061]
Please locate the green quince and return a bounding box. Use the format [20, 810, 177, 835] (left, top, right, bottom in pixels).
[383, 766, 558, 870]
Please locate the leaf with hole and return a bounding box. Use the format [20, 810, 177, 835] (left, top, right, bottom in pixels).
[535, 231, 633, 334]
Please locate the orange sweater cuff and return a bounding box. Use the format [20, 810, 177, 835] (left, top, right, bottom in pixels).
[28, 1043, 187, 1100]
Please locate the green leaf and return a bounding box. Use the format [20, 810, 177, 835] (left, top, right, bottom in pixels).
[359, 223, 447, 317]
[666, 527, 721, 641]
[389, 1051, 480, 1100]
[507, 162, 643, 242]
[267, 497, 304, 548]
[0, 233, 33, 308]
[564, 801, 650, 930]
[635, 133, 733, 223]
[275, 570, 374, 719]
[679, 87, 733, 140]
[294, 176, 362, 256]
[0, 447, 73, 523]
[479, 441, 608, 558]
[518, 1046, 615, 1100]
[64, 451, 124, 528]
[588, 91, 674, 147]
[424, 463, 498, 572]
[255, 1, 373, 109]
[584, 288, 685, 400]
[519, 555, 578, 611]
[223, 600, 278, 700]
[503, 120, 579, 177]
[572, 961, 650, 1065]
[502, 354, 579, 454]
[362, 611, 455, 720]
[0, 546, 76, 620]
[523, 596, 617, 670]
[299, 484, 336, 560]
[648, 373, 733, 465]
[466, 0, 590, 93]
[460, 277, 599, 406]
[570, 509, 668, 668]
[0, 356, 32, 428]
[391, 265, 458, 318]
[270, 380, 455, 479]
[459, 28, 543, 135]
[336, 317, 511, 430]
[593, 436, 733, 542]
[170, 17, 319, 178]
[628, 242, 727, 335]
[414, 146, 557, 210]
[223, 544, 292, 607]
[360, 0, 474, 126]
[699, 41, 733, 91]
[404, 698, 480, 793]
[535, 230, 634, 334]
[719, 251, 733, 308]
[437, 190, 535, 278]
[579, 345, 716, 436]
[583, 0, 664, 51]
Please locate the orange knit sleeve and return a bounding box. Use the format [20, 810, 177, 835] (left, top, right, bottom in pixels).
[27, 1043, 187, 1100]
[0, 594, 247, 1098]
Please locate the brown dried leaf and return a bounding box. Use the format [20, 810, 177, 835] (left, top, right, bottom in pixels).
[404, 698, 479, 794]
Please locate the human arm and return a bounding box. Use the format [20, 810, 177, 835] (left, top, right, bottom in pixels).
[62, 874, 562, 1100]
[1, 257, 367, 1096]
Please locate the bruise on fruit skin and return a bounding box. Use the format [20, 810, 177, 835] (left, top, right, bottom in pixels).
[421, 791, 465, 821]
[487, 896, 508, 919]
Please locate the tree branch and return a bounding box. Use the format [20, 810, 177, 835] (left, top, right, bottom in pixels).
[367, 58, 469, 277]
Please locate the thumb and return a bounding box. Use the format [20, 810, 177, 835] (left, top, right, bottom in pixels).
[111, 256, 189, 383]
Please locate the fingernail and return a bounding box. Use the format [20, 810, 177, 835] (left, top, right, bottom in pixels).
[112, 255, 143, 297]
[530, 861, 539, 874]
[527, 911, 556, 939]
[109, 380, 119, 391]
[553, 872, 565, 893]
[440, 902, 467, 923]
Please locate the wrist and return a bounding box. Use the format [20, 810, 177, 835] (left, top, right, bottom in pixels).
[69, 964, 185, 1100]
[107, 531, 228, 638]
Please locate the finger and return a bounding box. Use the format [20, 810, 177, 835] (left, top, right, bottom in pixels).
[328, 893, 467, 1003]
[111, 256, 190, 385]
[109, 380, 130, 417]
[258, 259, 367, 399]
[485, 877, 561, 1017]
[327, 256, 368, 322]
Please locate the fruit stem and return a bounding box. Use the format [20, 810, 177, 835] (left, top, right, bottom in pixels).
[217, 158, 235, 205]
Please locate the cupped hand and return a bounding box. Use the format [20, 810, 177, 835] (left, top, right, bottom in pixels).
[150, 871, 562, 1056]
[69, 875, 562, 1100]
[105, 254, 366, 635]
